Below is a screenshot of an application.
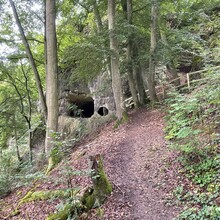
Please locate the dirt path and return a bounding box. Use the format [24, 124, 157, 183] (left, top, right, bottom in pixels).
[112, 109, 174, 219]
[88, 108, 180, 219]
[0, 108, 180, 220]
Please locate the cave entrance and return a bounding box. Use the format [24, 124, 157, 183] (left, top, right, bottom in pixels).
[68, 95, 94, 118]
[98, 106, 109, 116]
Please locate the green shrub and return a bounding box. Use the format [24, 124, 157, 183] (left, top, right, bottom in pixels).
[165, 70, 220, 220]
[0, 151, 18, 197]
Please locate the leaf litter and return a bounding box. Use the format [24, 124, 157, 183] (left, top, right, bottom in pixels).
[0, 108, 182, 220]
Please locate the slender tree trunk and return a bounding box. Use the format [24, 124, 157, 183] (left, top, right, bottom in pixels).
[9, 0, 47, 120]
[21, 63, 33, 162]
[160, 31, 180, 86]
[27, 121, 33, 162]
[132, 42, 147, 105]
[148, 0, 158, 104]
[126, 0, 140, 108]
[44, 0, 47, 83]
[13, 115, 21, 162]
[5, 66, 33, 162]
[92, 0, 111, 76]
[134, 65, 146, 105]
[108, 0, 124, 120]
[43, 1, 48, 154]
[92, 0, 103, 32]
[45, 0, 58, 154]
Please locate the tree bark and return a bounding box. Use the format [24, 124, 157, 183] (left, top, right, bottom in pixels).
[108, 0, 124, 120]
[21, 64, 33, 162]
[13, 115, 21, 162]
[92, 0, 111, 76]
[148, 0, 158, 104]
[45, 0, 58, 154]
[81, 154, 112, 210]
[5, 66, 33, 162]
[134, 65, 147, 105]
[9, 0, 47, 120]
[126, 0, 140, 108]
[160, 31, 180, 86]
[92, 0, 103, 32]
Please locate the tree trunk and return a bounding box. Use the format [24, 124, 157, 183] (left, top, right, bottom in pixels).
[44, 0, 48, 99]
[45, 0, 58, 154]
[126, 0, 140, 108]
[92, 0, 103, 32]
[5, 65, 33, 162]
[132, 36, 148, 106]
[134, 65, 147, 105]
[108, 0, 124, 120]
[160, 31, 180, 86]
[13, 115, 21, 162]
[148, 0, 158, 105]
[92, 0, 111, 76]
[81, 154, 112, 210]
[9, 0, 47, 120]
[27, 121, 33, 162]
[21, 64, 33, 162]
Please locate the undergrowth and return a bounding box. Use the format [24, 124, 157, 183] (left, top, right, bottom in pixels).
[0, 151, 18, 197]
[165, 70, 220, 219]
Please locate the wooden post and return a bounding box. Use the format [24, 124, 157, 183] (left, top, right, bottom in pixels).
[187, 73, 190, 91]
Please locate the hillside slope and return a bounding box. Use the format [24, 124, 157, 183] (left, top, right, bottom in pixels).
[87, 108, 181, 219]
[0, 108, 181, 220]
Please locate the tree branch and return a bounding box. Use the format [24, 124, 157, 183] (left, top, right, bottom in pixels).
[26, 38, 44, 44]
[133, 4, 148, 13]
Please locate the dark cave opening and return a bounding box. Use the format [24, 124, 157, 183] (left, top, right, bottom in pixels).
[68, 96, 94, 118]
[98, 106, 109, 116]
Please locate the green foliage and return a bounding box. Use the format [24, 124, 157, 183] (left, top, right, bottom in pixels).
[46, 160, 92, 219]
[46, 132, 67, 173]
[47, 197, 81, 220]
[68, 103, 84, 117]
[176, 206, 220, 220]
[164, 91, 201, 140]
[56, 160, 90, 189]
[0, 150, 19, 197]
[62, 36, 108, 83]
[165, 70, 220, 219]
[1, 1, 220, 218]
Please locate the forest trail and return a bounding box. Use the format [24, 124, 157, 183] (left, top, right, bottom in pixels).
[0, 108, 181, 219]
[87, 108, 180, 219]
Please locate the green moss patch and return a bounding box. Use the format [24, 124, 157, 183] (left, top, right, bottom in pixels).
[19, 188, 79, 205]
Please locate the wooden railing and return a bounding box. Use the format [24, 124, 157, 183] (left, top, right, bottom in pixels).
[123, 65, 220, 108]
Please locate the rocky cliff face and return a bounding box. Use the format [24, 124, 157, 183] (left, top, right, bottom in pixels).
[58, 70, 115, 138]
[88, 71, 115, 114]
[59, 70, 115, 118]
